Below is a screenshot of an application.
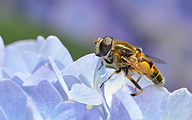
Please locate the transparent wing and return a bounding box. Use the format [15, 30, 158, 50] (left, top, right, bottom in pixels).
[145, 55, 166, 64]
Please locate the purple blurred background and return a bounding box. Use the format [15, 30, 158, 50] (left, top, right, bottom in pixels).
[0, 0, 192, 92]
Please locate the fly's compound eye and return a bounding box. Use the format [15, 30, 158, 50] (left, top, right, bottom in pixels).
[99, 36, 113, 56]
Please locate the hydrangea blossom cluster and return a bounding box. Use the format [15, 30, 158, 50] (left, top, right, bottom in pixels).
[0, 36, 191, 120]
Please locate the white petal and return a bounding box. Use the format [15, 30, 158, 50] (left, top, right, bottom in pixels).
[115, 88, 143, 120]
[70, 83, 102, 105]
[164, 88, 192, 120]
[134, 85, 169, 120]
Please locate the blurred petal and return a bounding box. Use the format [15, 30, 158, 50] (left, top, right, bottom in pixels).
[36, 36, 45, 53]
[61, 53, 103, 89]
[2, 67, 15, 79]
[6, 39, 36, 53]
[164, 88, 192, 120]
[23, 51, 43, 73]
[70, 83, 102, 105]
[0, 36, 5, 80]
[23, 63, 57, 86]
[134, 85, 169, 120]
[5, 46, 28, 73]
[0, 106, 7, 120]
[51, 101, 87, 120]
[39, 36, 73, 68]
[0, 79, 27, 120]
[109, 94, 131, 120]
[25, 98, 44, 120]
[49, 57, 69, 96]
[5, 39, 37, 74]
[115, 87, 143, 120]
[32, 80, 63, 119]
[0, 36, 5, 66]
[86, 109, 101, 120]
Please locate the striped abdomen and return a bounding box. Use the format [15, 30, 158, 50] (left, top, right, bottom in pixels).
[138, 59, 164, 85]
[147, 65, 164, 85]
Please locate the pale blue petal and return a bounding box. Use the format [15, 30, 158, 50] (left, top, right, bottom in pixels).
[23, 51, 43, 73]
[134, 85, 169, 120]
[36, 36, 45, 53]
[52, 79, 68, 101]
[5, 46, 29, 73]
[0, 106, 7, 120]
[70, 83, 102, 105]
[164, 88, 192, 120]
[93, 105, 107, 120]
[32, 80, 63, 119]
[61, 53, 103, 89]
[2, 67, 29, 82]
[0, 79, 27, 120]
[52, 102, 76, 120]
[93, 56, 106, 89]
[79, 74, 93, 88]
[2, 67, 23, 86]
[2, 67, 35, 94]
[110, 94, 131, 120]
[23, 63, 57, 86]
[0, 36, 5, 67]
[39, 36, 73, 67]
[5, 40, 37, 74]
[86, 109, 101, 120]
[0, 36, 5, 80]
[6, 39, 36, 53]
[100, 84, 110, 115]
[63, 75, 81, 91]
[2, 67, 15, 79]
[51, 101, 87, 120]
[115, 87, 143, 120]
[25, 98, 44, 120]
[49, 57, 69, 96]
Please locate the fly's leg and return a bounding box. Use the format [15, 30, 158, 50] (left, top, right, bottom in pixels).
[97, 57, 105, 71]
[134, 76, 142, 92]
[126, 74, 143, 96]
[100, 68, 121, 89]
[97, 57, 113, 71]
[120, 56, 143, 96]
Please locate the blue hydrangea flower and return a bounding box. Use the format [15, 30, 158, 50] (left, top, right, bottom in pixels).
[0, 36, 191, 120]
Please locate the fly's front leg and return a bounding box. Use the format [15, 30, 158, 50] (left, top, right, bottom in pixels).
[100, 68, 121, 89]
[97, 57, 112, 71]
[97, 57, 105, 71]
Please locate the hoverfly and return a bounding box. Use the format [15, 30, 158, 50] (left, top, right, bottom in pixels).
[94, 36, 165, 96]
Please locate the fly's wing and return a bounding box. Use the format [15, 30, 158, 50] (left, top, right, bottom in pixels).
[145, 55, 166, 64]
[122, 57, 144, 75]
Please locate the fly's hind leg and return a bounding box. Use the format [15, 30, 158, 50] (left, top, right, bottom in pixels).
[134, 76, 142, 92]
[126, 74, 143, 96]
[100, 68, 121, 89]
